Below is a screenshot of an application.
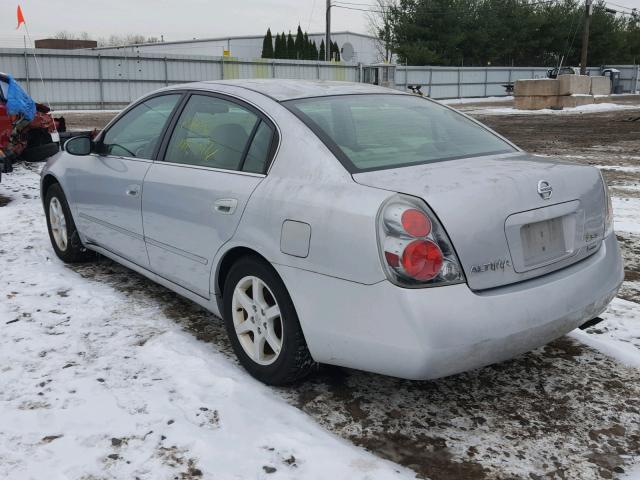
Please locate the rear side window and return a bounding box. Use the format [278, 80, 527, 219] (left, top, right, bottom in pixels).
[243, 121, 275, 174]
[164, 94, 275, 173]
[285, 94, 515, 172]
[102, 94, 181, 159]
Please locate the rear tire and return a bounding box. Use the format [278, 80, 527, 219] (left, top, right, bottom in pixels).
[45, 183, 94, 263]
[223, 256, 316, 385]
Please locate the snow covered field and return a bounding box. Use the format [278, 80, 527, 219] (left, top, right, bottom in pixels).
[1, 162, 639, 479]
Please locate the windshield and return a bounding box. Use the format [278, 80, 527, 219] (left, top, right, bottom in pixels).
[285, 94, 516, 172]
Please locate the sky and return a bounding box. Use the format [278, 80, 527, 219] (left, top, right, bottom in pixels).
[0, 0, 372, 48]
[1, 0, 639, 49]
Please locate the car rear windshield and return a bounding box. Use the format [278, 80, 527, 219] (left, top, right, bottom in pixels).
[284, 94, 516, 172]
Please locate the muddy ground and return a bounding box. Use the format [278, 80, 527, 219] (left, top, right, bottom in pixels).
[52, 107, 640, 479]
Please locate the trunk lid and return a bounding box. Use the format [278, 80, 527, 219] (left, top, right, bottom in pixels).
[354, 152, 606, 290]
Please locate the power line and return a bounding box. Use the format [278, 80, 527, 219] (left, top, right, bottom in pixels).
[606, 1, 635, 11]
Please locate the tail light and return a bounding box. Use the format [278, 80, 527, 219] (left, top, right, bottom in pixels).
[377, 194, 465, 288]
[600, 171, 614, 237]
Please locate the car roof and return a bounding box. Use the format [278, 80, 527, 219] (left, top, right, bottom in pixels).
[182, 79, 406, 102]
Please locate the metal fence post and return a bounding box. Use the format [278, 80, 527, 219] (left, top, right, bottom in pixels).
[428, 68, 433, 97]
[23, 49, 30, 94]
[457, 68, 461, 98]
[316, 62, 321, 80]
[164, 57, 169, 87]
[271, 60, 276, 78]
[484, 68, 488, 97]
[98, 54, 104, 110]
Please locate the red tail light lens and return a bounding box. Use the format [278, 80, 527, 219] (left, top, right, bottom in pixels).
[377, 194, 465, 288]
[402, 240, 443, 280]
[401, 209, 431, 237]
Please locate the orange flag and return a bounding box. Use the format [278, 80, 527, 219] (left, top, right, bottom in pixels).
[16, 5, 25, 29]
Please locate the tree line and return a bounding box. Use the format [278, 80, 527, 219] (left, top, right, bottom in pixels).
[261, 26, 341, 61]
[372, 0, 640, 66]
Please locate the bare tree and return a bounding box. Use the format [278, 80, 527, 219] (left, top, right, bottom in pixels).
[97, 34, 161, 47]
[367, 0, 397, 63]
[52, 31, 94, 41]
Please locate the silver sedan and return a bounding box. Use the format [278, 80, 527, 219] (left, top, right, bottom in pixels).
[41, 80, 623, 384]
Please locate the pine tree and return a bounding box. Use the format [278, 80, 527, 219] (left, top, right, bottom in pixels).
[286, 32, 295, 59]
[319, 39, 326, 61]
[273, 33, 280, 58]
[295, 25, 304, 59]
[331, 41, 341, 61]
[261, 28, 274, 58]
[312, 41, 318, 60]
[278, 32, 287, 59]
[303, 32, 311, 59]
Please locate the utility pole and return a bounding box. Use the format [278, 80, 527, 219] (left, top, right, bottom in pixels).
[325, 0, 331, 61]
[580, 0, 593, 75]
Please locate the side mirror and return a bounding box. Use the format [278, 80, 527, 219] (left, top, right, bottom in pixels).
[64, 136, 92, 156]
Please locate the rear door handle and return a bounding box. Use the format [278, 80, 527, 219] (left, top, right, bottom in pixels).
[213, 198, 238, 215]
[126, 184, 140, 197]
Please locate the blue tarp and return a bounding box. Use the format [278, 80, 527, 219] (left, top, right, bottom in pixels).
[5, 74, 35, 121]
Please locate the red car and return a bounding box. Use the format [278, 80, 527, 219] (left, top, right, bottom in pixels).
[1, 73, 64, 178]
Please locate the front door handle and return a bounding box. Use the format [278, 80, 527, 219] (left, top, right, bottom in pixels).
[213, 198, 238, 215]
[126, 184, 140, 197]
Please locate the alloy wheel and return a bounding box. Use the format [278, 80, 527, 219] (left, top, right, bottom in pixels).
[49, 197, 68, 251]
[231, 275, 284, 365]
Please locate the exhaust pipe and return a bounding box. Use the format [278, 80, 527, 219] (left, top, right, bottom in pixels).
[579, 317, 605, 330]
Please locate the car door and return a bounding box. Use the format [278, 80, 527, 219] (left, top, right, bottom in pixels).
[72, 93, 182, 266]
[142, 92, 278, 298]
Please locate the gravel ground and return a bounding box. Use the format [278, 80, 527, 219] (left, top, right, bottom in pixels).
[12, 104, 639, 479]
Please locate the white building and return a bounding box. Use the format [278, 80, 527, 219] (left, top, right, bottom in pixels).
[90, 31, 383, 64]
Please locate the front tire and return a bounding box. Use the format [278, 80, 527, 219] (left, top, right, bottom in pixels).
[45, 183, 93, 263]
[223, 256, 315, 385]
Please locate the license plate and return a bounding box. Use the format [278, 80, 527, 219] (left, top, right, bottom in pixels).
[520, 217, 566, 267]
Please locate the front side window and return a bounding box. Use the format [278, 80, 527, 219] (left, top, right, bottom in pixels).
[165, 94, 266, 171]
[102, 94, 181, 159]
[285, 94, 516, 172]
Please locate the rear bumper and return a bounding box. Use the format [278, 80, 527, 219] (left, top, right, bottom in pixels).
[274, 233, 623, 380]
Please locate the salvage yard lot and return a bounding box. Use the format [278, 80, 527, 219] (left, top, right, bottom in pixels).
[1, 105, 639, 479]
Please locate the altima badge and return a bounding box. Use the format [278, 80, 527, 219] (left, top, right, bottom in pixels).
[537, 180, 553, 200]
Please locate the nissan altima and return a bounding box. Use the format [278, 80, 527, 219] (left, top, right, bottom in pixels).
[41, 80, 623, 385]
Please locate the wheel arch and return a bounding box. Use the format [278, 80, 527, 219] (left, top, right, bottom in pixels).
[214, 246, 273, 301]
[41, 172, 61, 207]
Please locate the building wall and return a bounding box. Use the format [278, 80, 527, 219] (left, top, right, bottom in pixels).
[35, 39, 98, 50]
[90, 32, 382, 64]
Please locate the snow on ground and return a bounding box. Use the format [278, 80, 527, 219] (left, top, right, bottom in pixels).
[469, 102, 639, 115]
[570, 298, 640, 368]
[0, 165, 414, 479]
[613, 197, 640, 235]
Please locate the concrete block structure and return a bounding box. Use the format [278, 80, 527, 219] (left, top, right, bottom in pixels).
[557, 95, 594, 108]
[514, 79, 559, 96]
[514, 95, 558, 110]
[513, 75, 617, 110]
[558, 74, 591, 95]
[591, 76, 612, 95]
